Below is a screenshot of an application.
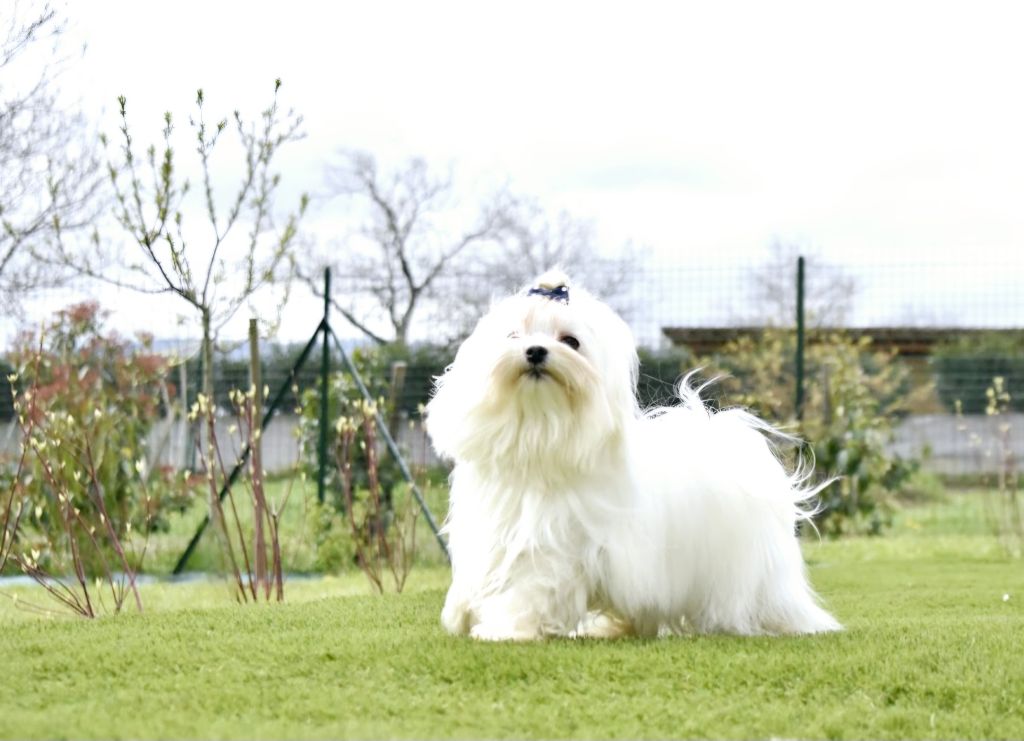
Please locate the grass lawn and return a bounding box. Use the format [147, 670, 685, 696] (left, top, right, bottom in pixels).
[2, 497, 1023, 739]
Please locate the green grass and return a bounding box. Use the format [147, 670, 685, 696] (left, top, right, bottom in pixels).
[2, 497, 1023, 739]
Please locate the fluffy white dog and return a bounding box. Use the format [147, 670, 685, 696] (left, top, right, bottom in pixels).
[426, 270, 840, 641]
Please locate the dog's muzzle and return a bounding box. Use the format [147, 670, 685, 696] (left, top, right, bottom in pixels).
[525, 346, 548, 366]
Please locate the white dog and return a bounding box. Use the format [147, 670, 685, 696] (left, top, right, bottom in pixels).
[426, 270, 840, 640]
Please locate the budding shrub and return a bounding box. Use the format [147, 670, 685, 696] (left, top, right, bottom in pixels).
[8, 302, 192, 574]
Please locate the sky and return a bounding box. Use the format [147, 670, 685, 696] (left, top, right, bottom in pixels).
[7, 0, 1024, 346]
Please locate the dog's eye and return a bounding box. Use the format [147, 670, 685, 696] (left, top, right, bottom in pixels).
[559, 335, 580, 351]
[508, 331, 520, 340]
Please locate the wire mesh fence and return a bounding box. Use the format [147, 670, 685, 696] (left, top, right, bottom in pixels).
[1, 255, 1022, 489]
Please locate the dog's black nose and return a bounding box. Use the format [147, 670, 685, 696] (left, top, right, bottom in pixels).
[525, 345, 548, 366]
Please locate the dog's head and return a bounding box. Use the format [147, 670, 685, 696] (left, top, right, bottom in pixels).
[426, 269, 639, 480]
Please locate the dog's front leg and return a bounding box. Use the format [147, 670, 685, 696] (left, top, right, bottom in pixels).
[468, 577, 588, 642]
[441, 584, 473, 635]
[441, 579, 547, 640]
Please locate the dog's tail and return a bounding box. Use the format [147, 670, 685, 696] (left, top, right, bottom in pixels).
[667, 370, 836, 524]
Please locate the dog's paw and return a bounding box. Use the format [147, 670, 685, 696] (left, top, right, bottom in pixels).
[441, 600, 471, 635]
[572, 611, 633, 639]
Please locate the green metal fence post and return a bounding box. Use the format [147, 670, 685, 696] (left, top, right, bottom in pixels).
[317, 267, 331, 504]
[795, 255, 806, 421]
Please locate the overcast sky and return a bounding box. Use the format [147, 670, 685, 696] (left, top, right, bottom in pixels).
[10, 0, 1024, 344]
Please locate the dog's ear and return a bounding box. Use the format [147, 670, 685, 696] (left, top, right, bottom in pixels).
[578, 294, 640, 424]
[424, 363, 462, 461]
[604, 332, 640, 427]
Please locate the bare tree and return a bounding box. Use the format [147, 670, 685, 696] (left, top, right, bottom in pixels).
[750, 240, 857, 327]
[51, 82, 307, 400]
[471, 195, 641, 318]
[0, 3, 103, 307]
[312, 150, 507, 346]
[312, 151, 640, 345]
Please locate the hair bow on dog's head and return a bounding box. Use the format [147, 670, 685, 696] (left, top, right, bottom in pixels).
[526, 270, 571, 304]
[528, 284, 570, 303]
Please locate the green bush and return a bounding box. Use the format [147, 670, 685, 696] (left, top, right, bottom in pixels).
[305, 501, 356, 573]
[694, 330, 923, 536]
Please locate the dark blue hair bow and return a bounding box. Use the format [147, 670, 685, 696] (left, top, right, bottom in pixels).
[527, 284, 570, 303]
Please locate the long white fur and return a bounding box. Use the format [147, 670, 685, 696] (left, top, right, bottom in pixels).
[427, 269, 841, 640]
